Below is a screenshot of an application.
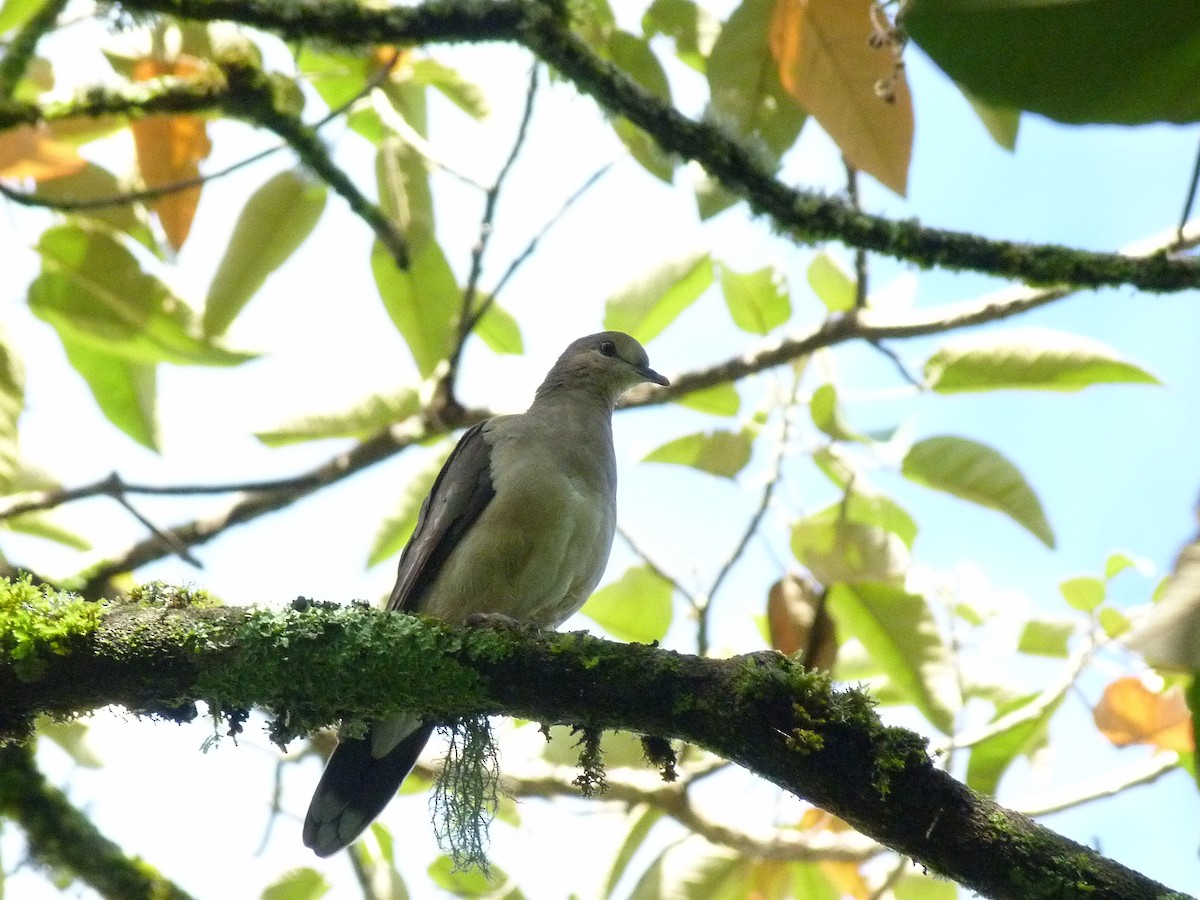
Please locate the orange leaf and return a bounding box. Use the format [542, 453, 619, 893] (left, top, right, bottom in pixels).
[0, 124, 86, 182]
[769, 0, 912, 194]
[1093, 676, 1194, 752]
[129, 55, 212, 250]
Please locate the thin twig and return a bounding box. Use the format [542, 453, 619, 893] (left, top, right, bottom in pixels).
[1177, 137, 1200, 244]
[617, 525, 696, 607]
[56, 216, 1200, 587]
[500, 761, 882, 863]
[0, 51, 403, 214]
[697, 375, 801, 656]
[1011, 752, 1178, 818]
[0, 471, 324, 522]
[487, 161, 613, 305]
[113, 495, 203, 568]
[843, 160, 868, 310]
[452, 63, 540, 369]
[867, 339, 923, 388]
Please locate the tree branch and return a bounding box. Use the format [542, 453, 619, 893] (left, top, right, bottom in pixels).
[0, 743, 195, 900]
[501, 761, 882, 862]
[0, 587, 1187, 900]
[0, 65, 409, 266]
[106, 0, 1200, 291]
[9, 216, 1187, 588]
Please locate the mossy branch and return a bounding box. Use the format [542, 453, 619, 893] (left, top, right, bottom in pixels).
[0, 63, 408, 267]
[107, 0, 1200, 292]
[0, 743, 195, 900]
[0, 581, 1185, 900]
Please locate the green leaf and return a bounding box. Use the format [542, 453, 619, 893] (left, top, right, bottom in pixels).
[473, 302, 523, 355]
[642, 429, 751, 479]
[807, 492, 918, 550]
[60, 337, 158, 450]
[966, 691, 1061, 795]
[297, 47, 371, 113]
[641, 0, 718, 71]
[366, 823, 410, 898]
[6, 512, 91, 550]
[811, 444, 857, 488]
[806, 253, 856, 312]
[901, 435, 1054, 548]
[1104, 550, 1151, 580]
[707, 0, 805, 153]
[608, 31, 676, 182]
[1098, 607, 1132, 639]
[26, 162, 155, 248]
[791, 519, 908, 586]
[376, 135, 435, 249]
[604, 252, 712, 343]
[604, 806, 664, 899]
[426, 855, 500, 897]
[260, 868, 331, 900]
[963, 87, 1020, 151]
[673, 382, 739, 416]
[924, 328, 1159, 393]
[368, 441, 455, 567]
[409, 58, 488, 119]
[1017, 619, 1073, 658]
[204, 170, 328, 337]
[543, 726, 647, 769]
[905, 0, 1200, 125]
[694, 173, 740, 220]
[719, 264, 789, 334]
[38, 720, 102, 768]
[372, 239, 459, 378]
[893, 873, 958, 900]
[809, 383, 865, 443]
[256, 388, 420, 447]
[582, 565, 673, 643]
[0, 0, 43, 33]
[1059, 575, 1105, 613]
[0, 329, 24, 487]
[30, 225, 254, 367]
[826, 582, 958, 734]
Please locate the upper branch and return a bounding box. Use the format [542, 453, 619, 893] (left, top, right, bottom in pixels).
[0, 589, 1186, 900]
[109, 0, 1200, 291]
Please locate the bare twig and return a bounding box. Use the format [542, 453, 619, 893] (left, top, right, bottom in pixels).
[44, 216, 1200, 588]
[500, 761, 883, 863]
[112, 494, 203, 568]
[696, 372, 802, 656]
[1178, 137, 1200, 244]
[487, 161, 613, 305]
[449, 62, 540, 382]
[1011, 753, 1178, 818]
[617, 525, 697, 607]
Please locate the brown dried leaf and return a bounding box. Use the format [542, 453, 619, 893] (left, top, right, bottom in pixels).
[0, 124, 86, 181]
[129, 56, 213, 250]
[767, 574, 838, 670]
[769, 0, 912, 194]
[1093, 677, 1194, 752]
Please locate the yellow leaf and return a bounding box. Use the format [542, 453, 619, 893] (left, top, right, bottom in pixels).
[1093, 676, 1194, 752]
[820, 860, 870, 900]
[129, 56, 213, 250]
[0, 124, 86, 181]
[769, 0, 912, 194]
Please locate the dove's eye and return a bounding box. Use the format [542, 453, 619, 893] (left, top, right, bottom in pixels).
[599, 340, 617, 357]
